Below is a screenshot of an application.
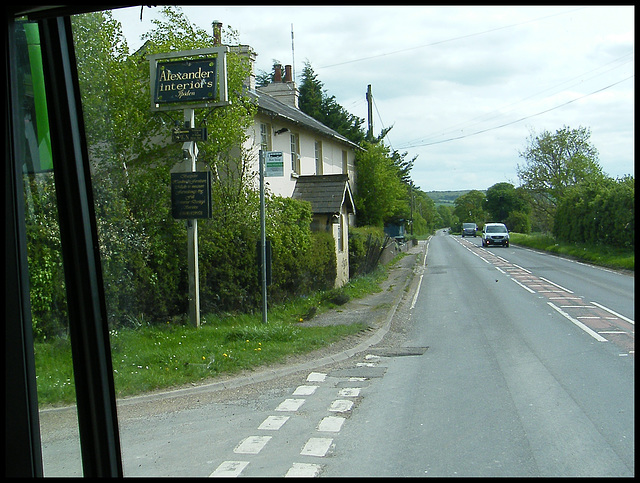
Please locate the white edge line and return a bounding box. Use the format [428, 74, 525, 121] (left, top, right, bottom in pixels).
[511, 278, 536, 293]
[548, 302, 607, 342]
[410, 273, 424, 310]
[540, 277, 574, 294]
[591, 301, 634, 325]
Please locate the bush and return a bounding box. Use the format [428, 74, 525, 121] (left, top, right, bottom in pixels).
[349, 226, 387, 277]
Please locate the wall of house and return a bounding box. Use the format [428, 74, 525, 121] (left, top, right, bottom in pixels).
[244, 115, 356, 199]
[312, 209, 350, 288]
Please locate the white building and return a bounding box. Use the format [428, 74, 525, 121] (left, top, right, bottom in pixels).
[239, 56, 360, 287]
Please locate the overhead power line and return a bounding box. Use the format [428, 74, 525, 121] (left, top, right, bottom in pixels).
[397, 75, 633, 149]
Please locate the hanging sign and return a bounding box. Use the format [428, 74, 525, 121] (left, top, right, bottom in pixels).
[148, 47, 229, 111]
[154, 58, 217, 104]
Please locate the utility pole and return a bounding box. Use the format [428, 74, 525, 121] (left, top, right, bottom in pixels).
[366, 84, 373, 140]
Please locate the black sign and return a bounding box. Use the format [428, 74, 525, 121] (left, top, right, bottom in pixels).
[154, 58, 217, 105]
[171, 171, 212, 219]
[172, 127, 208, 143]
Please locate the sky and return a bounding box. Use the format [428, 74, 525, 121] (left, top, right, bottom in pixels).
[111, 5, 634, 192]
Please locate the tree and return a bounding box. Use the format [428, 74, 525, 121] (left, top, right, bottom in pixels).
[453, 190, 486, 227]
[517, 126, 604, 232]
[298, 61, 365, 144]
[484, 182, 530, 228]
[554, 175, 634, 248]
[354, 141, 408, 227]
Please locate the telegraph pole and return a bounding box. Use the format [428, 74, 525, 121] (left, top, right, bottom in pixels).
[366, 84, 373, 140]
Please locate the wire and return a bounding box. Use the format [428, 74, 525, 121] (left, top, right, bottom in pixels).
[397, 75, 633, 148]
[317, 7, 585, 70]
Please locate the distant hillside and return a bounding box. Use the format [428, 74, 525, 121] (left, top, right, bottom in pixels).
[426, 190, 471, 205]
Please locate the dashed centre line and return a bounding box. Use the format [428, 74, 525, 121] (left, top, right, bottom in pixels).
[300, 437, 333, 457]
[234, 435, 272, 454]
[276, 398, 306, 412]
[258, 415, 289, 430]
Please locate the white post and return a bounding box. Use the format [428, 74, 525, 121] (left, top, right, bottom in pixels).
[184, 108, 200, 327]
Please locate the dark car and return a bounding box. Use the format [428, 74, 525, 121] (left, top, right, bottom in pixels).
[461, 222, 477, 237]
[482, 223, 510, 247]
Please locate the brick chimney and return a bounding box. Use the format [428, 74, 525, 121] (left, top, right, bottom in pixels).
[212, 20, 222, 46]
[259, 64, 299, 108]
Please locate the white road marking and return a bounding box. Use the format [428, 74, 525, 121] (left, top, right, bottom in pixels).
[210, 460, 249, 477]
[548, 302, 608, 342]
[258, 415, 289, 430]
[276, 398, 305, 411]
[317, 416, 345, 432]
[591, 301, 634, 324]
[410, 273, 424, 309]
[300, 437, 333, 457]
[329, 400, 354, 412]
[292, 385, 318, 396]
[540, 277, 573, 293]
[513, 264, 531, 273]
[306, 372, 326, 382]
[511, 277, 536, 293]
[285, 462, 322, 477]
[234, 435, 272, 454]
[338, 388, 360, 397]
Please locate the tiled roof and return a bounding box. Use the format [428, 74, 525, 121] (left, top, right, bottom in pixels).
[292, 174, 355, 215]
[248, 90, 361, 151]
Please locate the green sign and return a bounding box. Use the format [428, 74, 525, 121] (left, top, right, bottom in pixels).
[265, 151, 284, 177]
[154, 58, 217, 105]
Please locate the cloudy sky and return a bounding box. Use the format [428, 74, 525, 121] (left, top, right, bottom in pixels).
[111, 5, 634, 192]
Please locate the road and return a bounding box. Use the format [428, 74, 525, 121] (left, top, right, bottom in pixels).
[39, 231, 634, 477]
[322, 231, 634, 476]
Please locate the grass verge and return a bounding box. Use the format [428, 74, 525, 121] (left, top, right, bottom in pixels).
[509, 233, 634, 271]
[35, 266, 387, 407]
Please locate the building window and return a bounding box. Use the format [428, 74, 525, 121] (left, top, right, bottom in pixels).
[342, 150, 348, 174]
[290, 133, 300, 174]
[315, 140, 323, 175]
[260, 123, 271, 151]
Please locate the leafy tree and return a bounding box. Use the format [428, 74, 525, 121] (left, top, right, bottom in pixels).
[64, 7, 337, 330]
[453, 190, 486, 227]
[517, 126, 604, 232]
[484, 182, 530, 227]
[298, 61, 365, 144]
[437, 204, 455, 229]
[554, 175, 634, 248]
[354, 141, 408, 227]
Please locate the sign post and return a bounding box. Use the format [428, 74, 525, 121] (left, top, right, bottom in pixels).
[183, 109, 200, 327]
[149, 47, 229, 328]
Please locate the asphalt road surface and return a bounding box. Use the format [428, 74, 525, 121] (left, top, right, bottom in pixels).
[39, 232, 634, 476]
